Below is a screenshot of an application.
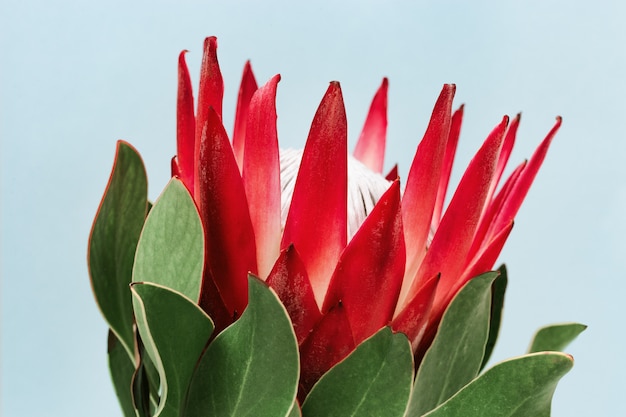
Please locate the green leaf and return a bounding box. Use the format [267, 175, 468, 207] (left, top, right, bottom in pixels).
[133, 179, 204, 301]
[107, 331, 136, 417]
[423, 352, 574, 417]
[407, 272, 498, 416]
[302, 327, 413, 417]
[184, 275, 299, 417]
[89, 141, 148, 358]
[528, 323, 587, 353]
[287, 402, 302, 417]
[131, 282, 214, 417]
[481, 264, 508, 370]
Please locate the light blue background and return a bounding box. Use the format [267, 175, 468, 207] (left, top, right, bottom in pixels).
[2, 1, 624, 415]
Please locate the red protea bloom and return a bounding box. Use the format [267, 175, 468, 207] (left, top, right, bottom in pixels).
[172, 36, 561, 394]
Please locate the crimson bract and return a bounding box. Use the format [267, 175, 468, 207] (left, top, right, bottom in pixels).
[172, 36, 561, 394]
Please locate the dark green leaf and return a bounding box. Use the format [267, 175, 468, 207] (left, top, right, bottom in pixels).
[528, 323, 587, 353]
[407, 272, 498, 416]
[89, 141, 148, 358]
[184, 275, 299, 417]
[107, 330, 136, 417]
[302, 327, 413, 417]
[481, 264, 508, 370]
[131, 282, 214, 417]
[133, 179, 204, 301]
[423, 352, 574, 417]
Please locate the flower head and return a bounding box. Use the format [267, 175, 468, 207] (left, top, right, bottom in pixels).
[172, 36, 561, 393]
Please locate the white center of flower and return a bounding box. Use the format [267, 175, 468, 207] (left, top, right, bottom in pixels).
[279, 148, 392, 239]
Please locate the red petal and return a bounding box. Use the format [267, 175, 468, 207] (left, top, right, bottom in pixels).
[194, 37, 224, 175]
[353, 78, 388, 173]
[196, 107, 257, 319]
[409, 116, 508, 311]
[171, 155, 180, 178]
[487, 113, 520, 205]
[281, 82, 347, 306]
[385, 164, 398, 181]
[176, 50, 196, 196]
[489, 117, 561, 236]
[398, 84, 455, 306]
[242, 75, 281, 278]
[232, 61, 259, 171]
[467, 160, 525, 262]
[392, 273, 439, 351]
[432, 105, 464, 229]
[198, 268, 233, 334]
[322, 180, 405, 344]
[266, 245, 322, 345]
[299, 303, 355, 396]
[460, 221, 513, 291]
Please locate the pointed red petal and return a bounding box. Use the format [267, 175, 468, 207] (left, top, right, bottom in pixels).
[489, 117, 561, 236]
[194, 37, 224, 175]
[385, 164, 398, 181]
[322, 180, 405, 344]
[171, 156, 181, 178]
[398, 84, 455, 306]
[196, 107, 257, 318]
[281, 82, 347, 306]
[353, 78, 388, 173]
[266, 245, 322, 345]
[198, 268, 233, 334]
[176, 50, 196, 195]
[242, 75, 281, 279]
[392, 273, 439, 351]
[460, 221, 513, 291]
[233, 61, 259, 170]
[432, 104, 464, 229]
[467, 160, 525, 261]
[488, 113, 520, 204]
[409, 116, 508, 310]
[299, 304, 355, 396]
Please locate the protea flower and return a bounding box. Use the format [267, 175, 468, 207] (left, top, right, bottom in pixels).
[172, 36, 561, 394]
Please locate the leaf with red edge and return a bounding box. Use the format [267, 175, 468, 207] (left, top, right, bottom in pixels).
[322, 180, 405, 345]
[299, 303, 355, 398]
[176, 50, 196, 195]
[392, 273, 439, 351]
[281, 82, 347, 306]
[232, 61, 259, 170]
[353, 77, 388, 173]
[410, 116, 508, 316]
[194, 36, 224, 178]
[88, 141, 148, 359]
[399, 84, 455, 306]
[243, 74, 281, 279]
[432, 104, 463, 229]
[266, 245, 322, 345]
[196, 107, 257, 322]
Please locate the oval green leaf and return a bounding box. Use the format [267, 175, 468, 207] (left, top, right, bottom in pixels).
[107, 330, 136, 417]
[184, 275, 299, 417]
[423, 352, 574, 417]
[407, 271, 498, 416]
[302, 327, 413, 417]
[528, 322, 587, 353]
[131, 282, 214, 417]
[133, 178, 204, 301]
[89, 141, 148, 358]
[481, 264, 508, 370]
